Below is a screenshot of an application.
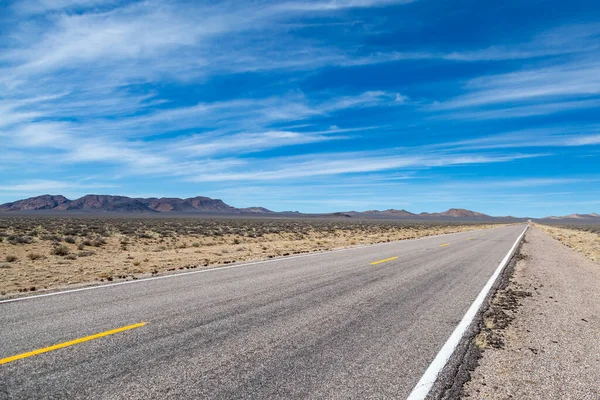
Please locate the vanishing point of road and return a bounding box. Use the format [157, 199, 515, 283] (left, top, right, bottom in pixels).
[0, 224, 526, 399]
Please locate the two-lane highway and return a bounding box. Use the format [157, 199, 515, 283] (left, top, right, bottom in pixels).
[0, 224, 526, 399]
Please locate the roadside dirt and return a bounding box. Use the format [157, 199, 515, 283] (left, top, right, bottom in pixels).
[462, 226, 600, 399]
[536, 223, 600, 262]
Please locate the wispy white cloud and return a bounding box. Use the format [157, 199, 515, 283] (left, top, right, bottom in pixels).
[420, 24, 600, 120]
[184, 151, 545, 182]
[0, 179, 119, 193]
[438, 177, 600, 189]
[105, 91, 403, 138]
[424, 126, 600, 151]
[12, 0, 117, 15]
[0, 89, 401, 174]
[431, 59, 600, 110]
[442, 23, 600, 62]
[2, 0, 418, 88]
[567, 135, 600, 146]
[428, 55, 600, 121]
[167, 127, 371, 157]
[434, 98, 600, 120]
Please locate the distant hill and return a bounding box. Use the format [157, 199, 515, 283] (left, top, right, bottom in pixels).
[333, 208, 499, 220]
[137, 197, 238, 213]
[0, 194, 70, 211]
[345, 209, 416, 218]
[420, 208, 490, 218]
[543, 213, 600, 221]
[238, 207, 274, 213]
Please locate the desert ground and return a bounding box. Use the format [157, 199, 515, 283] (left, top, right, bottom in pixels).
[535, 222, 600, 262]
[0, 216, 499, 297]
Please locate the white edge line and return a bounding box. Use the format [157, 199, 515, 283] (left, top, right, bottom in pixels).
[0, 225, 507, 305]
[406, 224, 529, 400]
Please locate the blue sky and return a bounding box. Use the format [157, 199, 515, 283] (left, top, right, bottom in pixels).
[0, 0, 599, 217]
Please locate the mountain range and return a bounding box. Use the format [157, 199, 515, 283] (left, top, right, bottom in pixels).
[339, 208, 489, 218]
[0, 194, 264, 214]
[543, 213, 600, 220]
[0, 194, 598, 221]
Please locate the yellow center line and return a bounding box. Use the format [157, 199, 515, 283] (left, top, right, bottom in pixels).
[0, 322, 148, 365]
[440, 243, 450, 247]
[467, 238, 473, 240]
[370, 256, 398, 265]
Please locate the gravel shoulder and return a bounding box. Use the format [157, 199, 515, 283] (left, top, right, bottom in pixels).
[463, 225, 600, 399]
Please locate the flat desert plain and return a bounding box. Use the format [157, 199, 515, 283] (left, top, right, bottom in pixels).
[0, 216, 498, 297]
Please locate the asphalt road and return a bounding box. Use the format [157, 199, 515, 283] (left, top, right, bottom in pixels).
[0, 224, 526, 399]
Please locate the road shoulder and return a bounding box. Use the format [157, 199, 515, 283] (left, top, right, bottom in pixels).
[462, 226, 600, 399]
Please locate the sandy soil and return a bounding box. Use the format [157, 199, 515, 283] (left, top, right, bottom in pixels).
[0, 220, 497, 297]
[463, 226, 600, 399]
[536, 223, 600, 262]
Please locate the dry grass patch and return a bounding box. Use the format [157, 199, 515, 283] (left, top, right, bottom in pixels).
[536, 223, 600, 262]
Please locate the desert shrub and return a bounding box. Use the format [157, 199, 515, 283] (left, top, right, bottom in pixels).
[41, 234, 62, 242]
[91, 237, 106, 247]
[77, 250, 95, 257]
[65, 254, 78, 260]
[27, 253, 45, 261]
[0, 264, 10, 269]
[82, 239, 92, 246]
[5, 255, 18, 262]
[64, 236, 76, 244]
[52, 245, 70, 256]
[7, 235, 33, 245]
[553, 223, 600, 235]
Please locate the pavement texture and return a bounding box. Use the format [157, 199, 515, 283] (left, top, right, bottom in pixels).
[463, 226, 600, 400]
[0, 224, 526, 400]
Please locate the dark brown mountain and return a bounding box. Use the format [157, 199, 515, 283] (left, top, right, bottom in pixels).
[138, 196, 238, 213]
[54, 195, 154, 212]
[0, 194, 70, 211]
[0, 194, 243, 213]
